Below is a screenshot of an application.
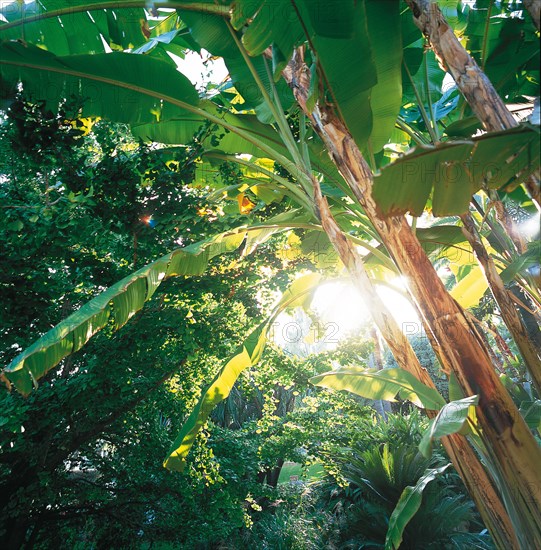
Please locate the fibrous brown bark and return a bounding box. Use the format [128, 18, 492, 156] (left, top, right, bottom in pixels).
[405, 0, 540, 208]
[407, 0, 541, 396]
[283, 49, 520, 549]
[311, 172, 519, 550]
[405, 0, 515, 130]
[312, 175, 424, 375]
[461, 213, 541, 394]
[284, 48, 541, 548]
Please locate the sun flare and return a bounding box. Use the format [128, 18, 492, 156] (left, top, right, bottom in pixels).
[312, 279, 420, 341]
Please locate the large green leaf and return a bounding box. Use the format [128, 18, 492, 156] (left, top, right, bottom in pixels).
[0, 0, 148, 54]
[385, 464, 451, 550]
[465, 7, 540, 99]
[179, 3, 296, 123]
[302, 0, 356, 39]
[206, 0, 403, 152]
[163, 322, 268, 472]
[0, 41, 308, 175]
[302, 0, 374, 148]
[240, 0, 304, 59]
[364, 0, 403, 152]
[0, 42, 199, 124]
[372, 125, 541, 217]
[402, 49, 446, 106]
[2, 222, 295, 396]
[310, 367, 446, 410]
[298, 0, 403, 152]
[164, 271, 322, 471]
[419, 395, 479, 458]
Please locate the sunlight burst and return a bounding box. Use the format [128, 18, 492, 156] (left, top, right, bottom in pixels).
[312, 279, 420, 341]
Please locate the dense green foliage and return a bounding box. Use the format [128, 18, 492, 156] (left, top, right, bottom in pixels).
[0, 106, 492, 547]
[0, 103, 305, 547]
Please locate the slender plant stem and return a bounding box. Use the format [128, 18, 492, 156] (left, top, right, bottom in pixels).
[226, 25, 308, 178]
[424, 52, 440, 141]
[299, 111, 311, 168]
[481, 0, 494, 71]
[411, 215, 418, 235]
[396, 117, 430, 145]
[403, 59, 438, 143]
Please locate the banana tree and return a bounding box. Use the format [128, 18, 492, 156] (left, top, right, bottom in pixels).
[1, 1, 540, 547]
[398, 0, 541, 394]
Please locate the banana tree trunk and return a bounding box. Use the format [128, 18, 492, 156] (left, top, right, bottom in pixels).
[312, 176, 426, 375]
[405, 0, 540, 207]
[310, 161, 518, 549]
[284, 51, 541, 548]
[461, 213, 541, 394]
[407, 0, 541, 391]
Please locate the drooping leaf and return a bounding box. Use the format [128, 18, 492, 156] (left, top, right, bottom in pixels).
[164, 271, 322, 471]
[0, 42, 199, 124]
[231, 0, 261, 30]
[364, 0, 403, 152]
[372, 125, 541, 217]
[164, 321, 268, 472]
[294, 0, 404, 152]
[419, 395, 479, 458]
[385, 464, 451, 550]
[231, 0, 394, 144]
[310, 367, 446, 410]
[2, 222, 294, 395]
[179, 4, 296, 123]
[302, 0, 356, 39]
[0, 42, 313, 178]
[302, 0, 375, 150]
